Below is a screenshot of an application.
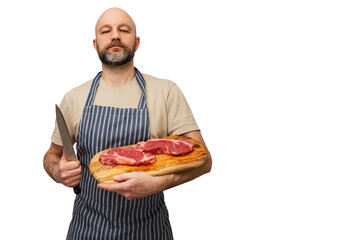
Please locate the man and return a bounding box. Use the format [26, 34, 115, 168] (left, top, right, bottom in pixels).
[43, 7, 212, 239]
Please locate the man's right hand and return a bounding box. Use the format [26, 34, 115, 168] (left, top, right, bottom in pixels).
[57, 154, 82, 187]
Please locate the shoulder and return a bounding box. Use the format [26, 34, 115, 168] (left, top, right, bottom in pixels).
[62, 79, 92, 105]
[64, 80, 92, 99]
[142, 73, 179, 96]
[143, 73, 176, 88]
[60, 79, 92, 117]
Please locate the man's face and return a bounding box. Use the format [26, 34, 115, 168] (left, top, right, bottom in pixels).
[93, 9, 139, 66]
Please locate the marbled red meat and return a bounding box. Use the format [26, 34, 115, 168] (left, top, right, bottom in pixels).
[99, 148, 156, 166]
[133, 138, 193, 156]
[100, 138, 194, 166]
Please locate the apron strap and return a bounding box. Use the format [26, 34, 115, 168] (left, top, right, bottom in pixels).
[134, 67, 147, 109]
[84, 71, 102, 107]
[84, 68, 147, 109]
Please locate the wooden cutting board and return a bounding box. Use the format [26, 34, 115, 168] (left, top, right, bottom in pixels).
[89, 135, 207, 184]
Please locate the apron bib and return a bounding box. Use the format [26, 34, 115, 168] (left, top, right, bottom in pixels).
[66, 68, 173, 240]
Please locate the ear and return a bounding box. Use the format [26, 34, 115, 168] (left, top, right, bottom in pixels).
[93, 39, 97, 51]
[135, 37, 140, 51]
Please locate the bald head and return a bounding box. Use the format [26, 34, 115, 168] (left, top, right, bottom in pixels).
[95, 8, 137, 36]
[93, 7, 140, 67]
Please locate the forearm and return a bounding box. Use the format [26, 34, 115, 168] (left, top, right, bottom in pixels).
[43, 143, 63, 183]
[158, 152, 212, 191]
[156, 130, 212, 191]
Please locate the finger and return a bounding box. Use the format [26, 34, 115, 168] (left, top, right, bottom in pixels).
[113, 172, 137, 182]
[64, 175, 81, 187]
[61, 150, 77, 161]
[59, 164, 81, 182]
[61, 167, 82, 178]
[59, 160, 81, 171]
[60, 154, 79, 164]
[98, 181, 130, 193]
[66, 156, 77, 161]
[60, 167, 81, 185]
[98, 182, 118, 191]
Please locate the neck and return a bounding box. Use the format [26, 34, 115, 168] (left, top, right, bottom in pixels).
[101, 61, 135, 87]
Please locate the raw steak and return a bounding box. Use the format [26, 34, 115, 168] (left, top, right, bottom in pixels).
[99, 148, 156, 166]
[133, 138, 194, 156]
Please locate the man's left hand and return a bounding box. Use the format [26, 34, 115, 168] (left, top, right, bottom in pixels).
[98, 172, 165, 200]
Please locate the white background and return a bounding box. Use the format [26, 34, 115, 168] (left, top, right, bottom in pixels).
[1, 0, 360, 239]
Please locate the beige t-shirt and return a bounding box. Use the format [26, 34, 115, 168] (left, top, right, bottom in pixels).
[51, 73, 199, 146]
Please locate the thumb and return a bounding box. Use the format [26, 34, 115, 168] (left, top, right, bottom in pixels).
[61, 151, 77, 162]
[59, 154, 81, 170]
[114, 173, 134, 182]
[59, 153, 68, 163]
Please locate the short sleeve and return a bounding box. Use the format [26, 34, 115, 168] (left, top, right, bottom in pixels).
[166, 84, 200, 135]
[51, 96, 76, 146]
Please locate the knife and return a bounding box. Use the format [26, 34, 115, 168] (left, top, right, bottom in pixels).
[55, 104, 81, 195]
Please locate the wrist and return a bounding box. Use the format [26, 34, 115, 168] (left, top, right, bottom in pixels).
[155, 174, 179, 192]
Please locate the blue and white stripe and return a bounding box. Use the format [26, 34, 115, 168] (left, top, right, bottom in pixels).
[66, 68, 173, 239]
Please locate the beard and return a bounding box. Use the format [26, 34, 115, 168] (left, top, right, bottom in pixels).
[97, 40, 136, 66]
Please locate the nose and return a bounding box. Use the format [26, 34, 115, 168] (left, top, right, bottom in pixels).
[110, 29, 120, 40]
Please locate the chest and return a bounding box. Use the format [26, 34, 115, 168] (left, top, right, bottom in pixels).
[93, 80, 142, 108]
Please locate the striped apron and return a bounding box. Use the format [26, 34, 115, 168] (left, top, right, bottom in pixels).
[66, 68, 173, 239]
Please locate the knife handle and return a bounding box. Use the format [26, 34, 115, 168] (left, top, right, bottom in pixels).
[73, 185, 81, 195]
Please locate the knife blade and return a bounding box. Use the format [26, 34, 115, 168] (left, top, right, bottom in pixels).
[55, 104, 81, 195]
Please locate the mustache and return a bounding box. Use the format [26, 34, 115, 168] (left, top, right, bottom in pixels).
[106, 40, 128, 50]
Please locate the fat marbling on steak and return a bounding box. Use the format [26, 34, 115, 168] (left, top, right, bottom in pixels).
[132, 138, 194, 156]
[99, 148, 156, 166]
